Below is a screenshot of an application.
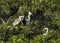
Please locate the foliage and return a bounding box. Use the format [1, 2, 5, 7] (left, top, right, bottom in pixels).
[0, 0, 60, 43]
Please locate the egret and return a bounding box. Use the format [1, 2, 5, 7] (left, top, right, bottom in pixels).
[12, 16, 24, 26]
[25, 11, 33, 25]
[43, 27, 48, 35]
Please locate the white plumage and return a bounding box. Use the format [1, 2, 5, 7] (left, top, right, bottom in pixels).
[12, 11, 32, 26]
[12, 16, 24, 26]
[26, 11, 32, 25]
[43, 27, 48, 35]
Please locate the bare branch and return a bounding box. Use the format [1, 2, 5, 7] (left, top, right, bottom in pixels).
[0, 18, 5, 24]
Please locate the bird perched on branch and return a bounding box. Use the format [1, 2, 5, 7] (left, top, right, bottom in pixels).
[22, 11, 33, 25]
[26, 11, 33, 25]
[12, 16, 24, 26]
[43, 27, 48, 35]
[12, 11, 33, 26]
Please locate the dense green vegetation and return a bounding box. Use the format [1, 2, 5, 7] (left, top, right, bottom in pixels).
[0, 0, 60, 43]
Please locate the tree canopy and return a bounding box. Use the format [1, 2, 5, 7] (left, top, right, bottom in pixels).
[0, 0, 60, 43]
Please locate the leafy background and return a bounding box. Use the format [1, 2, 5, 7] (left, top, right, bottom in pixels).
[0, 0, 60, 43]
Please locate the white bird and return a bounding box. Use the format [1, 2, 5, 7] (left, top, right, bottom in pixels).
[25, 11, 33, 25]
[12, 12, 32, 26]
[12, 16, 24, 26]
[43, 27, 48, 35]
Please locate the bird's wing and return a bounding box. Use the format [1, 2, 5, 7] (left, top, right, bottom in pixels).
[12, 19, 20, 26]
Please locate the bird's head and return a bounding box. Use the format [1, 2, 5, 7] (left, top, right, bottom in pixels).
[19, 16, 24, 21]
[28, 11, 33, 16]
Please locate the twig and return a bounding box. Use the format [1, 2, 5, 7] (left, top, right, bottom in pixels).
[0, 18, 5, 24]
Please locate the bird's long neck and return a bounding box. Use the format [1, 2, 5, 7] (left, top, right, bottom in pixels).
[27, 14, 31, 20]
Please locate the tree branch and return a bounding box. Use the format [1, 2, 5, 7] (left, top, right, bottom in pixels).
[0, 18, 5, 24]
